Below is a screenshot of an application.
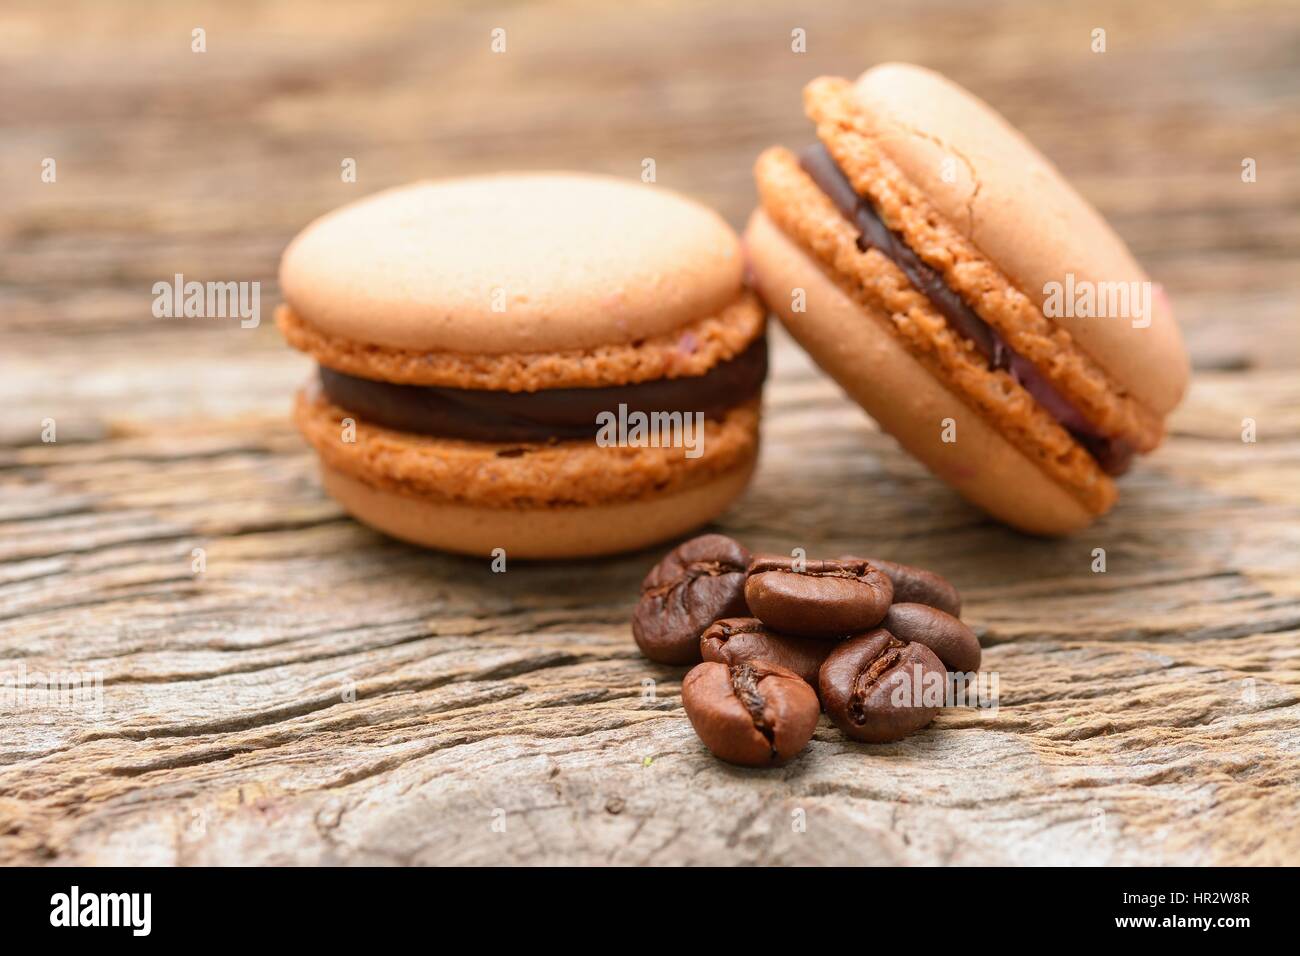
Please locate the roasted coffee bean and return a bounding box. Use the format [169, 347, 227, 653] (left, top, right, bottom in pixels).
[818, 629, 946, 743]
[882, 603, 981, 672]
[744, 556, 893, 638]
[682, 659, 820, 766]
[632, 534, 751, 664]
[700, 617, 833, 687]
[841, 555, 961, 617]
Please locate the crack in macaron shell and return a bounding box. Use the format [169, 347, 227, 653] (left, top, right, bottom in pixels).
[799, 143, 1134, 476]
[752, 145, 1117, 517]
[800, 75, 1168, 449]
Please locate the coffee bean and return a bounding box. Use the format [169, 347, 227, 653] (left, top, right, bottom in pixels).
[632, 534, 751, 664]
[818, 629, 945, 743]
[882, 603, 981, 672]
[744, 556, 893, 638]
[842, 556, 961, 617]
[682, 659, 820, 766]
[700, 617, 833, 687]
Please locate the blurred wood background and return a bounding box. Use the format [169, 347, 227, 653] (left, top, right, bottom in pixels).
[1, 0, 1298, 865]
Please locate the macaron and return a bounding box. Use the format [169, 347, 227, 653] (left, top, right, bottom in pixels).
[278, 173, 766, 558]
[745, 63, 1189, 534]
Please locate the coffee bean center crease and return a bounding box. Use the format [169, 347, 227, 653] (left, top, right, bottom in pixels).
[730, 663, 776, 752]
[849, 639, 905, 724]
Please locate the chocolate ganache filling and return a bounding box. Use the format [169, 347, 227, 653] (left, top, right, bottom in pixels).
[798, 143, 1133, 476]
[318, 335, 767, 443]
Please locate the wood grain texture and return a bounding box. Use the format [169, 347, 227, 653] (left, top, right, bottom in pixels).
[2, 0, 1299, 865]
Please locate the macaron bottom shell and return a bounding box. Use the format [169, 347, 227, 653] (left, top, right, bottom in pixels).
[296, 380, 761, 557]
[744, 208, 1093, 535]
[319, 457, 757, 559]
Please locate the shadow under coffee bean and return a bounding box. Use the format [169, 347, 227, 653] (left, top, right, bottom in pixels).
[682, 659, 820, 767]
[744, 556, 893, 637]
[631, 533, 751, 664]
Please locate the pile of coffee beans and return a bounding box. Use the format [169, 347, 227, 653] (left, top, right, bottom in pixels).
[631, 534, 979, 767]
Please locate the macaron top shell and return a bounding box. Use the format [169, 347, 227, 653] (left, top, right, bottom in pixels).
[279, 173, 745, 355]
[843, 63, 1188, 416]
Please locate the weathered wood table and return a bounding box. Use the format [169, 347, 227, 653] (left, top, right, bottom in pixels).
[2, 0, 1298, 865]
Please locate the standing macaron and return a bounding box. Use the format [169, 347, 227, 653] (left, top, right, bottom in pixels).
[745, 64, 1189, 534]
[278, 173, 766, 558]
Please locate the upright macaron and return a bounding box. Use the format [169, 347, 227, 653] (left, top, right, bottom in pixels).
[746, 64, 1189, 534]
[279, 173, 766, 558]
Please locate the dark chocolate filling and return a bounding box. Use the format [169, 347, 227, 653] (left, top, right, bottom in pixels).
[318, 335, 767, 443]
[799, 143, 1133, 476]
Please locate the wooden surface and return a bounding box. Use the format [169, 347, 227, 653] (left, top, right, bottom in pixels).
[2, 0, 1299, 865]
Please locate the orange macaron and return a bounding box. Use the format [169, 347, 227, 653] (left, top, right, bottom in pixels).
[279, 173, 766, 558]
[746, 63, 1189, 534]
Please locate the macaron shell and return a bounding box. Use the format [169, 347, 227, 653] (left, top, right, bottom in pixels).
[745, 209, 1094, 535]
[280, 173, 745, 354]
[294, 386, 760, 509]
[846, 63, 1189, 417]
[753, 145, 1117, 513]
[319, 459, 757, 559]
